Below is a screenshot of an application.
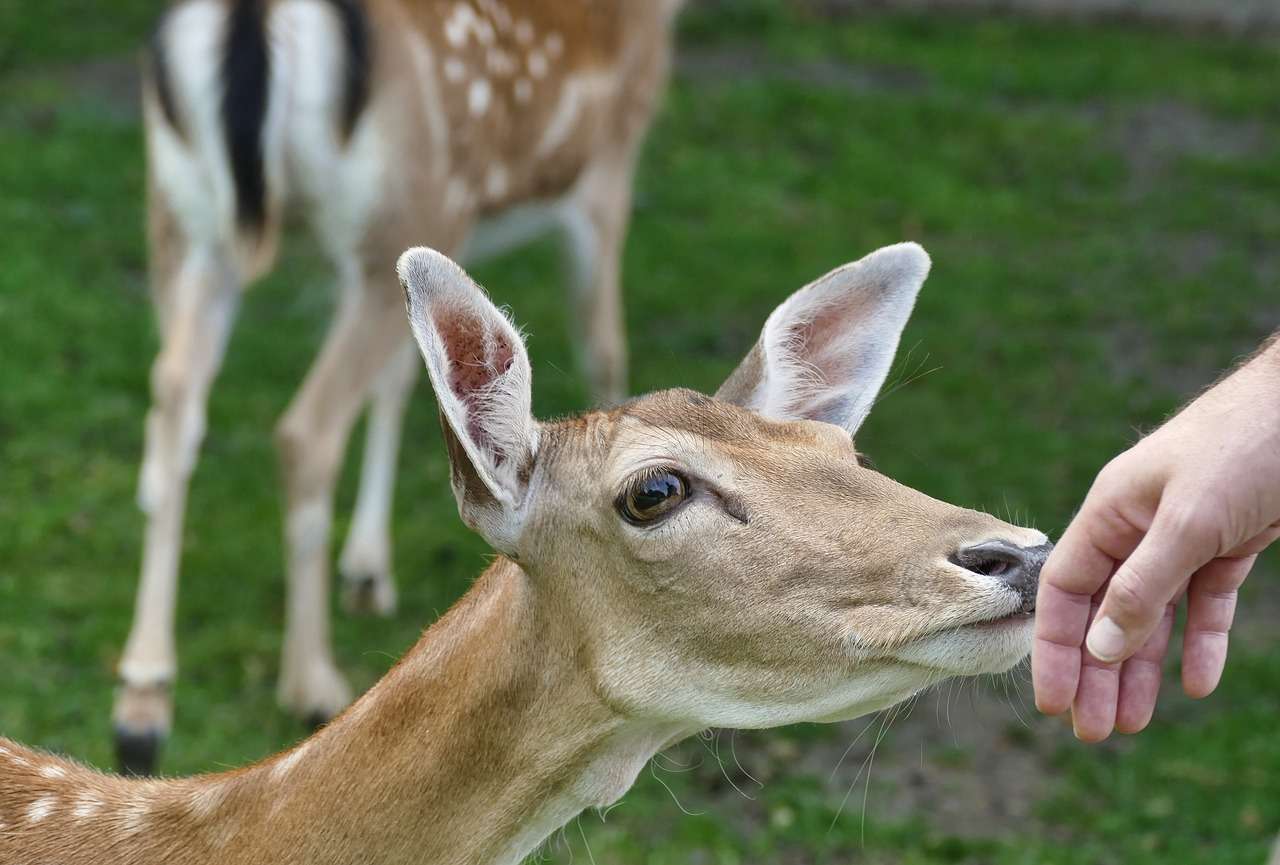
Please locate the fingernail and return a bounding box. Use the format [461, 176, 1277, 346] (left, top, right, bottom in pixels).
[1086, 616, 1126, 662]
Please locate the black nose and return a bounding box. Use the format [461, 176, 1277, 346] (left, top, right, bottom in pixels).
[951, 540, 1052, 613]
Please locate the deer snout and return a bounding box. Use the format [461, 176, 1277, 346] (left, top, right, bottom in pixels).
[951, 540, 1053, 613]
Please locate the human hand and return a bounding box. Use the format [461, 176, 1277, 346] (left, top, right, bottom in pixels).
[1032, 339, 1280, 741]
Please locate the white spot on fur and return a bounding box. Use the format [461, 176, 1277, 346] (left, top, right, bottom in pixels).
[72, 793, 104, 820]
[485, 165, 509, 199]
[119, 796, 151, 834]
[514, 18, 534, 44]
[545, 32, 563, 58]
[443, 4, 473, 46]
[514, 78, 532, 103]
[468, 78, 492, 116]
[27, 796, 56, 823]
[271, 741, 313, 782]
[527, 50, 548, 79]
[188, 781, 229, 820]
[443, 56, 466, 82]
[444, 178, 471, 215]
[38, 764, 67, 780]
[487, 48, 516, 76]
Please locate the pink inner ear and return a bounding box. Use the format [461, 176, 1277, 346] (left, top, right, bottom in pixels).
[791, 297, 864, 385]
[437, 308, 515, 452]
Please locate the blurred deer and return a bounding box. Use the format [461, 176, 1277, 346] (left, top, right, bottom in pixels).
[2, 243, 1050, 865]
[118, 0, 684, 774]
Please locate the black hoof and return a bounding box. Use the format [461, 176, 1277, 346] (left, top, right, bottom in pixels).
[304, 711, 330, 732]
[114, 727, 163, 777]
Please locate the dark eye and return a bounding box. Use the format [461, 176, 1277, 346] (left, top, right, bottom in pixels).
[618, 470, 689, 525]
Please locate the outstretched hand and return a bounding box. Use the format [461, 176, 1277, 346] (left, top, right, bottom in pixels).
[1032, 338, 1280, 741]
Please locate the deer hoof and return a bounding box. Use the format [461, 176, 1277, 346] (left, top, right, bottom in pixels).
[340, 571, 398, 618]
[114, 727, 164, 777]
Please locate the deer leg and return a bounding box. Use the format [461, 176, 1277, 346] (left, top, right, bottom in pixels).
[338, 339, 418, 617]
[116, 245, 240, 774]
[275, 270, 408, 725]
[561, 154, 637, 407]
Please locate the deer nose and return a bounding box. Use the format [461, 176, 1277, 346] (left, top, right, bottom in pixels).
[951, 540, 1053, 613]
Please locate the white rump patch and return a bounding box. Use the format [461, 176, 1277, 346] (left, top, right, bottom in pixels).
[27, 796, 56, 823]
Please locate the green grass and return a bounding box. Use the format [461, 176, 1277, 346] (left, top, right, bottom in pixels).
[2, 2, 1279, 862]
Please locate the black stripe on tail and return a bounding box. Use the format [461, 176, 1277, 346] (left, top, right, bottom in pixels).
[222, 0, 270, 233]
[322, 0, 372, 141]
[220, 0, 371, 232]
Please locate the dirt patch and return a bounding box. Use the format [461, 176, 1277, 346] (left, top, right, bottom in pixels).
[792, 0, 1280, 35]
[1101, 99, 1267, 196]
[678, 44, 930, 94]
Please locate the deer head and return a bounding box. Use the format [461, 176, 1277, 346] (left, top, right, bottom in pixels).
[399, 242, 1049, 732]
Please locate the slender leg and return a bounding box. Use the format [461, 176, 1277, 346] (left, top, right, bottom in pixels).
[116, 245, 240, 774]
[338, 339, 419, 616]
[274, 267, 409, 724]
[561, 152, 639, 406]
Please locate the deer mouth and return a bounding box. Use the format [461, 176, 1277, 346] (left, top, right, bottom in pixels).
[970, 609, 1035, 629]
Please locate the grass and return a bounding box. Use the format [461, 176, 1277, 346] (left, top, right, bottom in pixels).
[2, 2, 1279, 862]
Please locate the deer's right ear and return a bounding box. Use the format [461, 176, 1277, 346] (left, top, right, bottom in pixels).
[398, 248, 537, 554]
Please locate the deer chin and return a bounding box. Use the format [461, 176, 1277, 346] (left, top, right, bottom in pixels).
[888, 611, 1035, 677]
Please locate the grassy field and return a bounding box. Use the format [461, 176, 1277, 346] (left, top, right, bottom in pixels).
[2, 2, 1279, 863]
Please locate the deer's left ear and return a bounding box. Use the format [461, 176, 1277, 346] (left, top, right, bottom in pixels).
[398, 247, 537, 554]
[716, 243, 929, 435]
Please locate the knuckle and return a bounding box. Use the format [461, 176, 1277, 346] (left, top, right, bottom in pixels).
[1161, 501, 1220, 548]
[1104, 571, 1156, 622]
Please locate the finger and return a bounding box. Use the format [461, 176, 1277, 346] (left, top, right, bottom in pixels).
[1032, 584, 1095, 715]
[1224, 523, 1280, 558]
[1182, 555, 1253, 699]
[1073, 652, 1121, 742]
[1086, 506, 1216, 664]
[1033, 501, 1132, 714]
[1114, 601, 1177, 734]
[1072, 601, 1120, 742]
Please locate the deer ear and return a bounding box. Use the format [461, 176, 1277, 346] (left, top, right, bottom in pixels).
[398, 248, 537, 554]
[716, 243, 929, 435]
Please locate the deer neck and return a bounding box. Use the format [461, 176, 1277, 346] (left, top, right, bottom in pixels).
[2, 560, 678, 865]
[235, 558, 681, 865]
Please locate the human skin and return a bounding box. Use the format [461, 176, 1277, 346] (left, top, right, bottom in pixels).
[1032, 334, 1280, 741]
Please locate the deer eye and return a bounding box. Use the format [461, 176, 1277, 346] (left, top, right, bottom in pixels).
[618, 470, 689, 525]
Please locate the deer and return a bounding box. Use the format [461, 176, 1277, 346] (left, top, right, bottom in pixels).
[0, 242, 1051, 864]
[118, 0, 685, 775]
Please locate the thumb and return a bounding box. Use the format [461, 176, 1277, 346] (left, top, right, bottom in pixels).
[1086, 507, 1216, 663]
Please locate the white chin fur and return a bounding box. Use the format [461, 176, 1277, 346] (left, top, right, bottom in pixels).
[893, 617, 1034, 676]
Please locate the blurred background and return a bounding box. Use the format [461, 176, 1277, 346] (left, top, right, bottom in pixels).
[2, 1, 1278, 862]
